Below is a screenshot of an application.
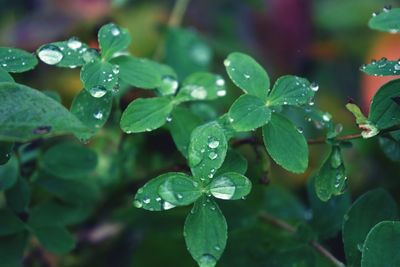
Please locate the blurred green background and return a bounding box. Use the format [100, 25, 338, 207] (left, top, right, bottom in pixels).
[1, 0, 400, 266]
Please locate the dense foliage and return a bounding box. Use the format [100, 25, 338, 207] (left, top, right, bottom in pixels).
[1, 3, 400, 267]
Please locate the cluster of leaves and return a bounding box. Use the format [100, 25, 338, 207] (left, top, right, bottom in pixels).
[1, 5, 400, 267]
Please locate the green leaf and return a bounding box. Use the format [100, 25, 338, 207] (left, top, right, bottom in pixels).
[262, 113, 308, 173]
[98, 23, 131, 60]
[120, 97, 174, 133]
[0, 209, 25, 236]
[158, 173, 202, 206]
[33, 226, 75, 254]
[0, 47, 37, 73]
[0, 82, 89, 142]
[369, 79, 400, 129]
[368, 8, 400, 33]
[184, 197, 227, 267]
[314, 146, 347, 201]
[70, 89, 113, 138]
[80, 60, 119, 97]
[111, 55, 174, 89]
[361, 58, 400, 76]
[36, 176, 100, 205]
[0, 142, 13, 165]
[0, 232, 28, 266]
[167, 107, 202, 158]
[5, 177, 31, 213]
[188, 121, 228, 180]
[176, 72, 226, 101]
[215, 150, 248, 176]
[133, 173, 179, 211]
[307, 177, 351, 239]
[346, 103, 369, 125]
[28, 201, 92, 227]
[379, 130, 400, 161]
[361, 221, 400, 267]
[209, 172, 251, 200]
[39, 142, 98, 179]
[267, 75, 314, 106]
[343, 189, 398, 267]
[224, 52, 269, 100]
[165, 27, 212, 79]
[37, 39, 89, 67]
[0, 156, 18, 191]
[228, 94, 271, 131]
[0, 68, 14, 82]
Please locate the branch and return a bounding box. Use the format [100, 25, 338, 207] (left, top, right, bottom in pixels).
[259, 213, 346, 267]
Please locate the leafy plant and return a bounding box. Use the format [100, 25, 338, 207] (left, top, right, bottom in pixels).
[1, 2, 400, 267]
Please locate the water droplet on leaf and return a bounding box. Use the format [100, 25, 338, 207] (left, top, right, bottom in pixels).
[38, 45, 63, 65]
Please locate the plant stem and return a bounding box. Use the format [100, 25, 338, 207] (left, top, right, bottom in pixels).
[167, 0, 191, 27]
[153, 0, 191, 60]
[259, 213, 346, 267]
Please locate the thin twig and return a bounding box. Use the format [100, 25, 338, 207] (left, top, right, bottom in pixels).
[259, 213, 345, 267]
[153, 0, 191, 60]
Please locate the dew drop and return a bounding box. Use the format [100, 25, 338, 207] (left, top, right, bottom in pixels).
[111, 25, 121, 36]
[162, 201, 175, 210]
[216, 77, 225, 86]
[38, 45, 63, 65]
[67, 37, 82, 50]
[210, 176, 236, 200]
[133, 200, 142, 208]
[208, 152, 218, 160]
[93, 111, 103, 120]
[310, 82, 319, 92]
[208, 139, 220, 149]
[322, 113, 332, 122]
[217, 90, 226, 97]
[244, 73, 250, 79]
[166, 116, 172, 122]
[89, 85, 107, 98]
[161, 76, 179, 95]
[83, 48, 100, 63]
[383, 5, 392, 12]
[143, 198, 151, 204]
[297, 127, 304, 134]
[223, 59, 231, 67]
[198, 254, 217, 267]
[190, 86, 207, 100]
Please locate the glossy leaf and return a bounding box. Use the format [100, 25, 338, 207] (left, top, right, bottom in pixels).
[70, 89, 113, 138]
[0, 47, 37, 72]
[133, 173, 179, 211]
[368, 8, 400, 33]
[224, 52, 269, 100]
[262, 113, 308, 173]
[215, 150, 248, 176]
[36, 176, 100, 205]
[184, 197, 227, 267]
[343, 189, 398, 267]
[361, 221, 400, 267]
[80, 60, 119, 96]
[165, 27, 212, 79]
[0, 142, 13, 165]
[0, 156, 18, 191]
[167, 107, 202, 158]
[158, 173, 202, 206]
[176, 72, 226, 101]
[28, 201, 91, 227]
[5, 177, 31, 213]
[209, 172, 251, 200]
[0, 82, 89, 142]
[0, 232, 27, 266]
[307, 177, 351, 239]
[0, 68, 14, 82]
[0, 209, 25, 236]
[188, 121, 228, 180]
[98, 23, 131, 60]
[33, 226, 75, 254]
[368, 79, 400, 129]
[379, 130, 400, 161]
[361, 58, 400, 76]
[267, 75, 314, 106]
[120, 97, 174, 133]
[111, 55, 174, 89]
[37, 39, 89, 67]
[314, 146, 347, 201]
[228, 94, 271, 131]
[40, 142, 98, 179]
